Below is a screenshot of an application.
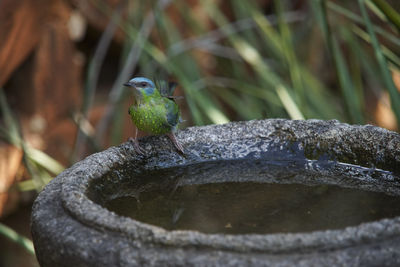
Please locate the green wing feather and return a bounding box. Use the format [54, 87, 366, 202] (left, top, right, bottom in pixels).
[154, 79, 179, 98]
[164, 98, 180, 129]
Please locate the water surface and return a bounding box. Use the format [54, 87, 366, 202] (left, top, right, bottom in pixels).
[101, 159, 400, 234]
[105, 181, 400, 234]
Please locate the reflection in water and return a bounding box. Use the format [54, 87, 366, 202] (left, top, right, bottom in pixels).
[101, 159, 400, 235]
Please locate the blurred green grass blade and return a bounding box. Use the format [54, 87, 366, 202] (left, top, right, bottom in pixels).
[25, 146, 64, 175]
[312, 0, 332, 53]
[76, 3, 123, 156]
[17, 165, 53, 192]
[274, 0, 306, 108]
[234, 39, 303, 117]
[23, 156, 47, 191]
[231, 1, 261, 49]
[253, 4, 340, 119]
[203, 0, 324, 120]
[0, 223, 35, 255]
[84, 3, 123, 115]
[193, 76, 286, 119]
[370, 0, 400, 32]
[349, 34, 387, 97]
[18, 180, 37, 191]
[203, 104, 229, 124]
[1, 88, 62, 191]
[298, 66, 344, 120]
[213, 88, 261, 120]
[359, 0, 400, 125]
[18, 178, 51, 192]
[313, 1, 364, 123]
[0, 89, 20, 144]
[233, 38, 277, 84]
[276, 85, 305, 120]
[175, 0, 206, 33]
[110, 97, 126, 146]
[327, 1, 400, 46]
[95, 0, 385, 127]
[197, 76, 282, 106]
[169, 64, 229, 125]
[366, 0, 387, 21]
[188, 84, 230, 125]
[1, 90, 63, 174]
[332, 36, 364, 124]
[232, 39, 304, 119]
[352, 24, 400, 69]
[251, 11, 282, 57]
[72, 113, 101, 151]
[152, 5, 230, 125]
[344, 29, 366, 113]
[169, 63, 229, 126]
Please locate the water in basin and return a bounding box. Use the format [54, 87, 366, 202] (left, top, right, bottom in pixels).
[98, 158, 400, 235]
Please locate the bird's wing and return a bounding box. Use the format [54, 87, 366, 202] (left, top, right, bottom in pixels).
[154, 80, 169, 96]
[167, 82, 177, 96]
[155, 79, 183, 100]
[164, 99, 180, 128]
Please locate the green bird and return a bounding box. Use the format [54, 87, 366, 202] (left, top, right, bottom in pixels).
[123, 77, 184, 154]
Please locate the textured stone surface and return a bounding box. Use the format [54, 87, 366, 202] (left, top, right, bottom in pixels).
[31, 119, 400, 266]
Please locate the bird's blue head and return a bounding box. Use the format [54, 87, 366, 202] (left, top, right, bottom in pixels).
[123, 77, 156, 96]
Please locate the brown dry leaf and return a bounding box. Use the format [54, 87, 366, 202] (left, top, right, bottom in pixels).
[0, 143, 23, 217]
[32, 0, 82, 126]
[373, 70, 400, 131]
[374, 91, 398, 131]
[0, 0, 84, 217]
[0, 0, 49, 86]
[392, 69, 400, 93]
[71, 0, 126, 43]
[2, 0, 83, 167]
[27, 0, 83, 162]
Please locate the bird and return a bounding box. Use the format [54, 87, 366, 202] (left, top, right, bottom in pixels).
[123, 77, 184, 154]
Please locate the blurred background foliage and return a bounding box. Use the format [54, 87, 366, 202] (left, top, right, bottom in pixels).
[0, 0, 399, 265]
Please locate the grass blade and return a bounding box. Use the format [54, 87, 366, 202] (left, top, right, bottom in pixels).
[370, 0, 400, 32]
[359, 0, 400, 126]
[0, 223, 35, 255]
[276, 85, 305, 120]
[313, 1, 364, 123]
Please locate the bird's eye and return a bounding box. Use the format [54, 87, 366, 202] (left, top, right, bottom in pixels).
[141, 82, 147, 87]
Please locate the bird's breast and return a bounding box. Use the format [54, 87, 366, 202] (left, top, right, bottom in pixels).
[129, 102, 172, 134]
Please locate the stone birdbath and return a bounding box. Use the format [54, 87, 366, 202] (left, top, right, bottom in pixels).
[31, 119, 400, 266]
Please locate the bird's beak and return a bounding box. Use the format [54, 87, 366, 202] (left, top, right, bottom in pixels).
[123, 82, 133, 87]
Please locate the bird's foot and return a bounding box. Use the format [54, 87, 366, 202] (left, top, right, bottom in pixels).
[167, 133, 184, 154]
[129, 137, 145, 155]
